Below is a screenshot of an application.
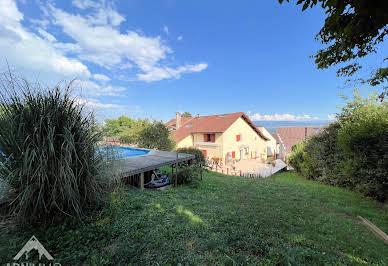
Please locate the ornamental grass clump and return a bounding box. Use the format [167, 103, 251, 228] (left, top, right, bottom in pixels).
[0, 73, 109, 224]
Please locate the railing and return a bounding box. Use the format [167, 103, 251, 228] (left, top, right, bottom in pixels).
[206, 159, 286, 178]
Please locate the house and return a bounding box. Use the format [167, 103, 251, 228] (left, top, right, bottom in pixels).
[277, 126, 324, 154]
[256, 126, 278, 156]
[166, 112, 269, 164]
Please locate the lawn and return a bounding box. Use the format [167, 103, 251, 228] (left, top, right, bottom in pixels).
[1, 171, 387, 265]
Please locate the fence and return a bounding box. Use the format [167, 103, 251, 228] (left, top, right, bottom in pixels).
[206, 159, 286, 178]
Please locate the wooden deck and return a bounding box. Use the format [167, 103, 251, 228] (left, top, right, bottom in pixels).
[116, 149, 194, 177]
[114, 149, 195, 189]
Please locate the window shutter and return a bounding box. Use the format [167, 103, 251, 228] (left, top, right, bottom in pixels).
[232, 151, 235, 158]
[211, 134, 215, 142]
[236, 135, 240, 142]
[202, 150, 207, 157]
[204, 134, 207, 142]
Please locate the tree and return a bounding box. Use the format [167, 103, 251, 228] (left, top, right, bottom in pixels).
[279, 0, 388, 97]
[181, 112, 192, 118]
[138, 120, 176, 151]
[102, 116, 150, 144]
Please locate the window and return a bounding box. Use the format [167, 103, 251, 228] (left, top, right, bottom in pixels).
[236, 134, 241, 142]
[186, 124, 192, 128]
[203, 133, 215, 143]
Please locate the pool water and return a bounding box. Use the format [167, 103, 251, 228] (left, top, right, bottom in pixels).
[100, 146, 149, 158]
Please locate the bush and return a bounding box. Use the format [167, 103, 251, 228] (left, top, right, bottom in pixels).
[177, 147, 206, 167]
[173, 166, 201, 185]
[288, 91, 388, 202]
[0, 75, 110, 223]
[337, 92, 388, 201]
[137, 120, 175, 151]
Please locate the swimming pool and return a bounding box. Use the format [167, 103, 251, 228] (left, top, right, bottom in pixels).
[100, 146, 149, 158]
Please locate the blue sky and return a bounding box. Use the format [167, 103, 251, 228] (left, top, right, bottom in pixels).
[0, 0, 385, 122]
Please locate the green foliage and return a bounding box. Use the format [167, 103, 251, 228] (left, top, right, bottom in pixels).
[1, 172, 387, 264]
[279, 0, 388, 95]
[172, 165, 201, 185]
[102, 116, 175, 151]
[288, 91, 388, 201]
[181, 111, 192, 118]
[0, 75, 110, 224]
[177, 147, 206, 166]
[103, 116, 150, 144]
[137, 120, 175, 151]
[337, 91, 388, 201]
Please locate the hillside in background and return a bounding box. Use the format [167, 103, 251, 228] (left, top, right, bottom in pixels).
[253, 120, 329, 133]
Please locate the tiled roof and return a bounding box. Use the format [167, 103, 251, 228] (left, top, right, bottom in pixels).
[166, 112, 269, 143]
[165, 117, 195, 129]
[277, 126, 324, 153]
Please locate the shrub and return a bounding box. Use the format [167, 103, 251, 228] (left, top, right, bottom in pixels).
[137, 120, 175, 151]
[0, 75, 110, 223]
[177, 147, 206, 167]
[337, 92, 388, 201]
[289, 90, 388, 202]
[173, 166, 201, 185]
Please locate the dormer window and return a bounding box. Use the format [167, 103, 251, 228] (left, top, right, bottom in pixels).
[204, 133, 215, 143]
[186, 124, 192, 128]
[219, 114, 227, 118]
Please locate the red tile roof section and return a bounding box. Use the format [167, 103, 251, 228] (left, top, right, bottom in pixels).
[166, 112, 269, 143]
[165, 117, 195, 129]
[277, 126, 324, 153]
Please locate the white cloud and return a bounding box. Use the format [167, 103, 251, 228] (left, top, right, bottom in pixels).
[37, 28, 56, 42]
[137, 63, 208, 82]
[77, 98, 121, 109]
[177, 35, 183, 41]
[0, 0, 207, 101]
[250, 113, 319, 121]
[163, 26, 169, 35]
[47, 1, 206, 81]
[93, 73, 111, 82]
[0, 0, 90, 80]
[328, 114, 336, 121]
[72, 0, 100, 10]
[73, 80, 126, 96]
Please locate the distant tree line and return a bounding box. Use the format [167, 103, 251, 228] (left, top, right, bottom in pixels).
[102, 116, 175, 151]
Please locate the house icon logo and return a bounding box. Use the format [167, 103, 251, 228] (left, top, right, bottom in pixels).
[13, 235, 54, 261]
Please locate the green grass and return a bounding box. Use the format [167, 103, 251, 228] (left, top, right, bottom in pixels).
[1, 171, 387, 265]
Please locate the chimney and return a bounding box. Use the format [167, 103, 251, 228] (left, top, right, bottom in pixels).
[176, 112, 182, 129]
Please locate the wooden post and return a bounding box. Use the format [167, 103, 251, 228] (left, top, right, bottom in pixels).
[171, 165, 174, 186]
[227, 168, 229, 175]
[140, 172, 144, 190]
[175, 151, 178, 187]
[200, 163, 203, 181]
[240, 170, 242, 176]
